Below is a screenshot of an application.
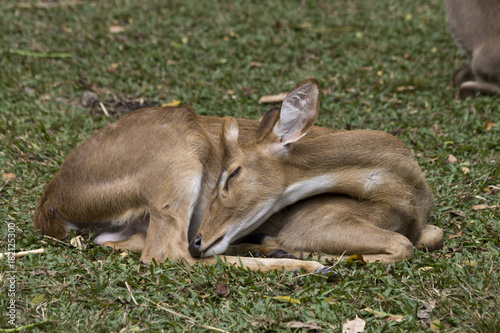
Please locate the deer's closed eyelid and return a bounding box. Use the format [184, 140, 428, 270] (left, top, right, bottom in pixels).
[224, 166, 241, 191]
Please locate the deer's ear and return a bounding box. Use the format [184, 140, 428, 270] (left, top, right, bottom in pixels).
[257, 107, 280, 139]
[221, 117, 241, 155]
[273, 79, 320, 145]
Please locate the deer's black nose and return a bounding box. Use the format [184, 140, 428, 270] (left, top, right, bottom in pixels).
[189, 234, 202, 257]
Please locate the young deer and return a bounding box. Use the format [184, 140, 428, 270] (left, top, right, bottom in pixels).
[446, 0, 500, 98]
[34, 79, 442, 272]
[189, 79, 442, 262]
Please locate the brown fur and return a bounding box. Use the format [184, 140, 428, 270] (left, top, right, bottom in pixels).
[191, 79, 442, 264]
[446, 0, 500, 98]
[34, 79, 443, 272]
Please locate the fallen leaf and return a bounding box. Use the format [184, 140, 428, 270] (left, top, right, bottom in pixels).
[31, 294, 46, 305]
[346, 253, 365, 263]
[274, 296, 300, 304]
[483, 185, 500, 195]
[396, 85, 414, 91]
[258, 92, 288, 104]
[363, 307, 405, 322]
[162, 100, 182, 107]
[249, 61, 263, 68]
[324, 295, 339, 305]
[450, 210, 465, 218]
[216, 282, 230, 297]
[448, 154, 458, 164]
[430, 319, 441, 332]
[472, 204, 487, 210]
[81, 91, 99, 107]
[107, 63, 120, 71]
[431, 123, 441, 134]
[418, 266, 434, 271]
[70, 235, 84, 248]
[2, 173, 16, 180]
[483, 121, 497, 131]
[417, 302, 435, 323]
[448, 231, 462, 239]
[468, 105, 477, 115]
[242, 86, 254, 95]
[109, 25, 126, 33]
[460, 260, 477, 267]
[342, 316, 366, 333]
[417, 309, 431, 319]
[322, 88, 332, 95]
[265, 296, 300, 304]
[461, 166, 470, 174]
[285, 321, 322, 329]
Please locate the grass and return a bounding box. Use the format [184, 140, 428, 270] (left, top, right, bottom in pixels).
[0, 0, 498, 331]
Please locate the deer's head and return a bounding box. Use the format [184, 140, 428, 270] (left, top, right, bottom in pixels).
[189, 79, 320, 257]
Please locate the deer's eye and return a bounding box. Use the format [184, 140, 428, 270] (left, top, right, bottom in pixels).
[224, 166, 241, 191]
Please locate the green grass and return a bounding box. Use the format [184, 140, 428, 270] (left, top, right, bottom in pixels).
[1, 0, 499, 331]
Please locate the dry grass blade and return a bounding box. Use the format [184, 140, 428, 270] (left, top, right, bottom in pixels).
[125, 281, 138, 305]
[142, 298, 230, 333]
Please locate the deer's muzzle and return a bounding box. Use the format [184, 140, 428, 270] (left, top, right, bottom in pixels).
[188, 234, 202, 257]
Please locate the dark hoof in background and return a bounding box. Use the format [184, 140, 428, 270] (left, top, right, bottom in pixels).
[267, 249, 297, 259]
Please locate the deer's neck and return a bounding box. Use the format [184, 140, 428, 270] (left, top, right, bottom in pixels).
[279, 130, 415, 203]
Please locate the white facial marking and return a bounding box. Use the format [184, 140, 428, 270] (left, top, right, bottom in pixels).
[186, 172, 205, 240]
[203, 174, 336, 255]
[218, 170, 227, 188]
[201, 238, 231, 257]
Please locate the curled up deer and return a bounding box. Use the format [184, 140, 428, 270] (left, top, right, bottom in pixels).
[446, 0, 500, 98]
[34, 79, 443, 273]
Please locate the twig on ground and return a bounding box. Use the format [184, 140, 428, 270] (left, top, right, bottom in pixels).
[44, 235, 71, 246]
[258, 92, 288, 104]
[99, 102, 110, 116]
[0, 248, 45, 259]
